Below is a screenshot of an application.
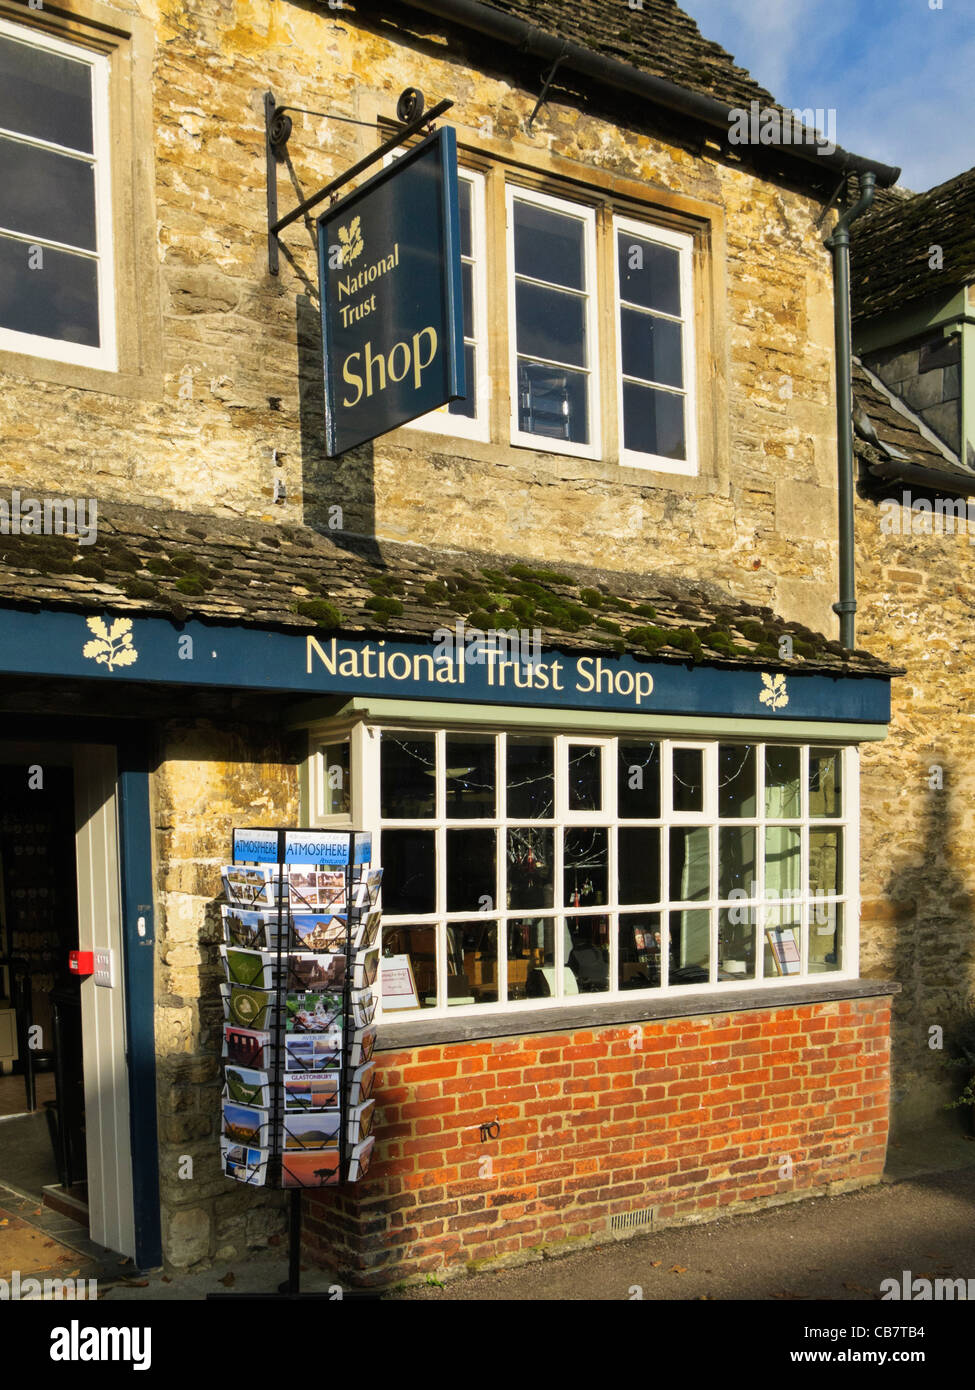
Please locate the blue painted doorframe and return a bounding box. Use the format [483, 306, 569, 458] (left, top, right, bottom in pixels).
[117, 732, 162, 1270]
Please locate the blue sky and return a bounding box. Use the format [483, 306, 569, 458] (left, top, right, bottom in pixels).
[682, 0, 974, 192]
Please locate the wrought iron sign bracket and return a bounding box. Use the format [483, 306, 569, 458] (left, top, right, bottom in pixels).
[526, 43, 570, 133]
[264, 87, 454, 275]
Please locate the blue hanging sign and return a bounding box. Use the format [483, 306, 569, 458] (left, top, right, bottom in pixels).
[318, 127, 465, 456]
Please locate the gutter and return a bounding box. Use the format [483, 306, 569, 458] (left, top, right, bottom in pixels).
[398, 0, 901, 187]
[825, 174, 876, 650]
[865, 455, 975, 498]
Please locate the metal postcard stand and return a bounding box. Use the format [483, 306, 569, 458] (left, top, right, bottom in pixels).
[210, 827, 378, 1299]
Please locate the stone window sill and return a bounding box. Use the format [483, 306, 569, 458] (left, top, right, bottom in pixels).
[375, 978, 900, 1051]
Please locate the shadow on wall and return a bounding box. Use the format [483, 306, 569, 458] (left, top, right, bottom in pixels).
[880, 767, 975, 1137]
[296, 294, 380, 552]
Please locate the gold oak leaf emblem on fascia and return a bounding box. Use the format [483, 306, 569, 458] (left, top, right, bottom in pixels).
[82, 616, 138, 672]
[337, 216, 363, 266]
[759, 671, 789, 711]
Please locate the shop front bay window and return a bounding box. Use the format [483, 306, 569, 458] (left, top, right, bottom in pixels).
[310, 726, 858, 1019]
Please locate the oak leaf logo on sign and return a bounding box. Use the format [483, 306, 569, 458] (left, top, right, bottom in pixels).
[759, 671, 789, 711]
[82, 616, 138, 671]
[337, 216, 363, 266]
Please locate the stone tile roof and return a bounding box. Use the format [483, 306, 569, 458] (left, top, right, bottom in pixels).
[851, 166, 975, 322]
[852, 358, 970, 479]
[0, 491, 892, 676]
[470, 0, 775, 111]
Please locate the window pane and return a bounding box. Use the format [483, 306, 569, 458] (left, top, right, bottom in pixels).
[515, 281, 586, 367]
[0, 234, 99, 346]
[566, 915, 610, 993]
[563, 827, 608, 905]
[669, 909, 710, 984]
[446, 828, 496, 912]
[718, 745, 756, 818]
[506, 827, 554, 910]
[568, 745, 602, 811]
[380, 733, 435, 818]
[765, 746, 800, 818]
[618, 827, 661, 904]
[809, 828, 842, 896]
[0, 136, 97, 250]
[444, 734, 495, 819]
[0, 35, 93, 154]
[672, 748, 703, 813]
[669, 827, 709, 900]
[506, 737, 554, 819]
[765, 827, 800, 898]
[617, 232, 681, 316]
[764, 923, 801, 976]
[458, 178, 472, 258]
[620, 308, 682, 388]
[517, 361, 589, 443]
[514, 199, 585, 290]
[380, 830, 435, 914]
[718, 826, 755, 898]
[618, 741, 661, 819]
[449, 920, 495, 1004]
[461, 261, 473, 340]
[320, 742, 350, 816]
[809, 902, 842, 973]
[718, 908, 756, 979]
[809, 748, 842, 818]
[507, 918, 555, 1000]
[622, 382, 685, 460]
[448, 342, 476, 418]
[381, 924, 438, 1008]
[618, 913, 661, 989]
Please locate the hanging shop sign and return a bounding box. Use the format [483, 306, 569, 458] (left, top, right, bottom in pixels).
[0, 608, 892, 724]
[318, 127, 465, 456]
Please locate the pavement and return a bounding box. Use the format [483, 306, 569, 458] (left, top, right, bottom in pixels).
[2, 1116, 974, 1302]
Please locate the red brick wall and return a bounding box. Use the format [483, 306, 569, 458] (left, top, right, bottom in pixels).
[304, 996, 892, 1285]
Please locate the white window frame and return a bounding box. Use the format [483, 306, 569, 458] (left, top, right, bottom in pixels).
[0, 17, 117, 372]
[613, 213, 696, 476]
[305, 726, 858, 1023]
[384, 161, 489, 442]
[506, 183, 601, 461]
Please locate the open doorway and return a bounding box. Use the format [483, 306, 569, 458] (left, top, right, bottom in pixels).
[0, 758, 88, 1228]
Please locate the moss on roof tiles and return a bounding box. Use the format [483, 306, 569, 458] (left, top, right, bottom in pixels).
[0, 491, 895, 678]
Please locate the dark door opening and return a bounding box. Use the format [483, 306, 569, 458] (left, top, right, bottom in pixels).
[0, 762, 87, 1224]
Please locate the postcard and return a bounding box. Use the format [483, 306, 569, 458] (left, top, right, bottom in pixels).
[222, 1099, 270, 1148]
[228, 984, 274, 1031]
[290, 914, 348, 951]
[221, 905, 288, 950]
[346, 1135, 375, 1184]
[348, 1024, 377, 1068]
[352, 947, 380, 991]
[220, 946, 283, 990]
[348, 1061, 376, 1106]
[221, 865, 282, 909]
[286, 866, 347, 913]
[223, 1025, 273, 1070]
[347, 1099, 376, 1146]
[287, 951, 346, 992]
[283, 1071, 341, 1110]
[284, 1032, 342, 1072]
[285, 990, 343, 1033]
[350, 987, 377, 1029]
[281, 1110, 341, 1149]
[221, 1139, 269, 1187]
[354, 910, 382, 952]
[223, 1064, 271, 1108]
[281, 1149, 340, 1188]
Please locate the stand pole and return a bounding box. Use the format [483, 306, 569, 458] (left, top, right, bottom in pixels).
[287, 1188, 302, 1294]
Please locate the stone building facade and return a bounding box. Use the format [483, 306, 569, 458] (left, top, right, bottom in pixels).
[0, 0, 914, 1280]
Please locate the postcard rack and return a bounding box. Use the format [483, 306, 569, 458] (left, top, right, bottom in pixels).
[217, 826, 381, 1293]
